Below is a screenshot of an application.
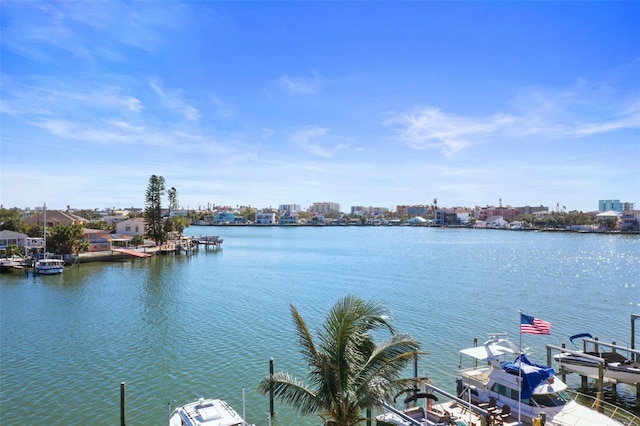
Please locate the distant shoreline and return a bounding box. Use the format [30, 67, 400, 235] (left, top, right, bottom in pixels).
[189, 223, 640, 234]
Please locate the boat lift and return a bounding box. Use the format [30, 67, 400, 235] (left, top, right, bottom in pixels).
[546, 338, 640, 410]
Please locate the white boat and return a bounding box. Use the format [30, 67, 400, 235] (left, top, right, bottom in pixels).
[34, 204, 64, 275]
[457, 334, 626, 425]
[169, 398, 251, 426]
[35, 255, 65, 274]
[553, 333, 640, 385]
[376, 383, 496, 426]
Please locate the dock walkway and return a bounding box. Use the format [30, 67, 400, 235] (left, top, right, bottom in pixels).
[111, 248, 152, 258]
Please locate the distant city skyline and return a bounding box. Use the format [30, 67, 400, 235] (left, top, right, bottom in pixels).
[6, 198, 634, 215]
[1, 2, 639, 213]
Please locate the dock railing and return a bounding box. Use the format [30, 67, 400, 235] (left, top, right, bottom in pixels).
[565, 389, 639, 426]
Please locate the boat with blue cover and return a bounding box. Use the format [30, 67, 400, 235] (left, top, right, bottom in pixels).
[457, 334, 626, 425]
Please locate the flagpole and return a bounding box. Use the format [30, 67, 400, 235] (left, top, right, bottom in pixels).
[518, 310, 522, 426]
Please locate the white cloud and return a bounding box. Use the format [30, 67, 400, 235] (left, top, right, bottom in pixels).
[384, 107, 511, 155]
[290, 126, 332, 157]
[275, 73, 320, 95]
[385, 91, 640, 156]
[148, 79, 201, 122]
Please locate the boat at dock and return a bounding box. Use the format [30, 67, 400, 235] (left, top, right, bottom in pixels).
[0, 255, 29, 272]
[168, 397, 252, 426]
[376, 383, 497, 426]
[553, 333, 640, 385]
[34, 254, 64, 275]
[34, 204, 65, 275]
[457, 334, 628, 425]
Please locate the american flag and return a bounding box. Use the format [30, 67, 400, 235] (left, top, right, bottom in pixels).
[520, 313, 552, 335]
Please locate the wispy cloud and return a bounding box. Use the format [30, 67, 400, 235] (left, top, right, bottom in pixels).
[385, 89, 640, 156]
[1, 79, 144, 117]
[149, 79, 201, 121]
[274, 73, 321, 95]
[289, 126, 350, 158]
[32, 119, 173, 147]
[384, 107, 515, 155]
[0, 1, 193, 65]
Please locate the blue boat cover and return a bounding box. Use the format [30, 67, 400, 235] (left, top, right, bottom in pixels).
[502, 354, 555, 399]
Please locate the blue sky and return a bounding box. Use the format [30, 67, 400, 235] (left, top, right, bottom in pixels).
[1, 1, 639, 212]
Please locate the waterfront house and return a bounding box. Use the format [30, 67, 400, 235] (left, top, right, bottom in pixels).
[101, 210, 130, 225]
[476, 207, 519, 222]
[485, 215, 508, 228]
[621, 211, 640, 232]
[83, 229, 113, 252]
[435, 209, 468, 225]
[0, 230, 23, 248]
[596, 210, 620, 231]
[407, 216, 428, 226]
[0, 230, 43, 254]
[278, 211, 299, 225]
[311, 214, 326, 225]
[0, 230, 26, 254]
[255, 212, 276, 225]
[24, 209, 86, 228]
[213, 211, 236, 224]
[169, 210, 190, 217]
[115, 218, 147, 236]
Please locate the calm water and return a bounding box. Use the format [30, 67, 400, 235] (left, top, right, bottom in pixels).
[1, 227, 638, 425]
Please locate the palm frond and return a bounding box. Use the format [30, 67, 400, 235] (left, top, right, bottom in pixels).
[290, 303, 320, 366]
[257, 371, 320, 416]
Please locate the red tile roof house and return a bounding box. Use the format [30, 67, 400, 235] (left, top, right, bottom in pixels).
[24, 209, 87, 228]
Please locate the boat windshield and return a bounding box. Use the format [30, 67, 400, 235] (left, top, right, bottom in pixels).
[532, 390, 572, 407]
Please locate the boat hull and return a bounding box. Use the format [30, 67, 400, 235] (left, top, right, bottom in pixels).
[35, 264, 64, 274]
[35, 267, 64, 275]
[554, 354, 640, 385]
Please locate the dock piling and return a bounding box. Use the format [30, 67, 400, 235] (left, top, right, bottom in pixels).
[269, 357, 275, 418]
[120, 381, 126, 426]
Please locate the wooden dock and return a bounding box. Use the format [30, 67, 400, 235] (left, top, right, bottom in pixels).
[195, 235, 223, 248]
[111, 248, 152, 258]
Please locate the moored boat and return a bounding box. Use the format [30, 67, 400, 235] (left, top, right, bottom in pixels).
[168, 397, 252, 426]
[34, 255, 65, 275]
[376, 383, 495, 426]
[35, 204, 64, 275]
[553, 333, 640, 385]
[457, 334, 629, 425]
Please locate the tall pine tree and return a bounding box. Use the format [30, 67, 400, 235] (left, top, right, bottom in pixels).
[144, 175, 166, 245]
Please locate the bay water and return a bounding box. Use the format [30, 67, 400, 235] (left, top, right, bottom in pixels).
[1, 226, 638, 425]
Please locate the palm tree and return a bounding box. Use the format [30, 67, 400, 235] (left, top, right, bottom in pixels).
[258, 295, 422, 425]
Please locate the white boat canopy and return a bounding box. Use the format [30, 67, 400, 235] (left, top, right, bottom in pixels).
[460, 343, 517, 361]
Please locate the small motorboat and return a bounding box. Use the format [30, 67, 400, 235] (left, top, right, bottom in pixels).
[169, 397, 252, 426]
[553, 333, 640, 385]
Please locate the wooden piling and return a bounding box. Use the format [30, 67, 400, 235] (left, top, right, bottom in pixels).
[120, 381, 126, 426]
[473, 336, 478, 369]
[560, 342, 566, 383]
[581, 338, 588, 389]
[269, 357, 275, 418]
[611, 340, 617, 400]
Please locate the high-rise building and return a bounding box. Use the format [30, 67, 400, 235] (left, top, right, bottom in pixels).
[309, 202, 340, 214]
[599, 200, 623, 212]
